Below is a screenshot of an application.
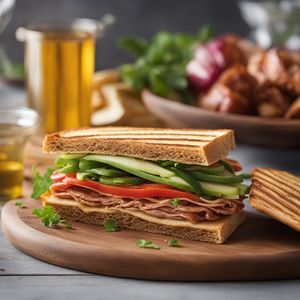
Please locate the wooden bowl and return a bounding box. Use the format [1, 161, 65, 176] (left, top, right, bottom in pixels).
[142, 90, 300, 148]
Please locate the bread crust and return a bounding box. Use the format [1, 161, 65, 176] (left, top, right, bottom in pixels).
[43, 196, 245, 244]
[249, 168, 300, 232]
[43, 127, 235, 165]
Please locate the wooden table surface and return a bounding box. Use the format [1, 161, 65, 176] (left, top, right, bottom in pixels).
[0, 83, 299, 300]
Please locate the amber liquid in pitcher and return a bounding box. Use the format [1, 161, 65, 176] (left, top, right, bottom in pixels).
[0, 124, 25, 202]
[25, 31, 95, 133]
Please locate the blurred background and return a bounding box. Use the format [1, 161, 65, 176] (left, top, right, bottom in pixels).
[2, 0, 249, 69]
[2, 0, 300, 131]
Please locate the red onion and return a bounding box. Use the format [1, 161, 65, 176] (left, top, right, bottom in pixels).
[187, 37, 226, 91]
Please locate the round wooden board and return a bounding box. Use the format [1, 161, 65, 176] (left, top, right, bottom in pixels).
[1, 198, 300, 281]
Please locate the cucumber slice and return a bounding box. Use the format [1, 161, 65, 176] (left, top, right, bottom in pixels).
[171, 167, 203, 196]
[223, 194, 240, 200]
[241, 173, 251, 179]
[76, 172, 99, 181]
[84, 154, 192, 192]
[59, 161, 79, 173]
[192, 172, 242, 184]
[84, 155, 174, 177]
[60, 154, 85, 160]
[55, 157, 78, 168]
[199, 181, 239, 196]
[100, 176, 145, 186]
[158, 161, 175, 168]
[113, 176, 146, 185]
[202, 189, 222, 197]
[77, 172, 90, 180]
[79, 160, 104, 170]
[230, 183, 249, 195]
[168, 176, 194, 187]
[88, 168, 127, 177]
[180, 164, 225, 175]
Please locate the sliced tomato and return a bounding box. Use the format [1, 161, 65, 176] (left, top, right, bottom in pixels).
[65, 173, 76, 178]
[225, 159, 242, 172]
[62, 177, 200, 201]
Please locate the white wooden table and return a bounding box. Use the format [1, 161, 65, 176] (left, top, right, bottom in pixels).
[0, 83, 299, 300]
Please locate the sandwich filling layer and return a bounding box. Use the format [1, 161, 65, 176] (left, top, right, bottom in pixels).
[45, 153, 250, 223]
[44, 195, 246, 231]
[50, 181, 243, 223]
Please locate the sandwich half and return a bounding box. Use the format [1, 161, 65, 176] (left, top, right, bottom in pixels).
[249, 168, 300, 232]
[42, 127, 249, 244]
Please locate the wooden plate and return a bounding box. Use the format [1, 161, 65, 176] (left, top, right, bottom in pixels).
[142, 90, 300, 148]
[1, 198, 300, 281]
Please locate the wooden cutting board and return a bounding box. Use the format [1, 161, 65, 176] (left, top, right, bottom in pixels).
[1, 198, 300, 281]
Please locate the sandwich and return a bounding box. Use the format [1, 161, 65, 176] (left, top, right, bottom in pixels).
[41, 127, 250, 244]
[250, 168, 300, 232]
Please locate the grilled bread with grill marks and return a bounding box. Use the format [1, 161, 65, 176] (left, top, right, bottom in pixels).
[43, 127, 235, 166]
[249, 168, 300, 232]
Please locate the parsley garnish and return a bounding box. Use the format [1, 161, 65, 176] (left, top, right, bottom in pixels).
[32, 205, 73, 229]
[15, 201, 24, 208]
[170, 198, 180, 207]
[119, 26, 214, 99]
[136, 239, 160, 250]
[66, 223, 73, 230]
[32, 206, 60, 227]
[31, 166, 54, 199]
[104, 218, 118, 232]
[166, 239, 181, 247]
[60, 220, 73, 230]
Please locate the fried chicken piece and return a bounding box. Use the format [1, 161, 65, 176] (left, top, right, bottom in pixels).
[198, 64, 256, 114]
[222, 34, 261, 67]
[219, 64, 257, 99]
[248, 49, 300, 96]
[222, 35, 248, 67]
[285, 97, 300, 118]
[218, 89, 250, 114]
[199, 84, 250, 114]
[255, 84, 291, 118]
[247, 51, 268, 84]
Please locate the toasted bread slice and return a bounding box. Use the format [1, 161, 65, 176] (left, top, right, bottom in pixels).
[249, 168, 300, 232]
[43, 195, 245, 244]
[43, 127, 235, 165]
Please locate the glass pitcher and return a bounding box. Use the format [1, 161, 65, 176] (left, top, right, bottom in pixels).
[16, 16, 114, 133]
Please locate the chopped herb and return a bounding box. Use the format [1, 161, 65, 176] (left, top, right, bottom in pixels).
[31, 166, 54, 199]
[166, 239, 182, 247]
[136, 239, 160, 250]
[65, 223, 73, 230]
[170, 198, 180, 207]
[15, 201, 24, 207]
[60, 219, 73, 230]
[104, 218, 118, 232]
[32, 206, 61, 227]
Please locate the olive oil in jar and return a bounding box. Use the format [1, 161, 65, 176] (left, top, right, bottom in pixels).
[0, 124, 26, 202]
[25, 30, 95, 133]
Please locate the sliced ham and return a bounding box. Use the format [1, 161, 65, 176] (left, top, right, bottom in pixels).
[50, 182, 244, 223]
